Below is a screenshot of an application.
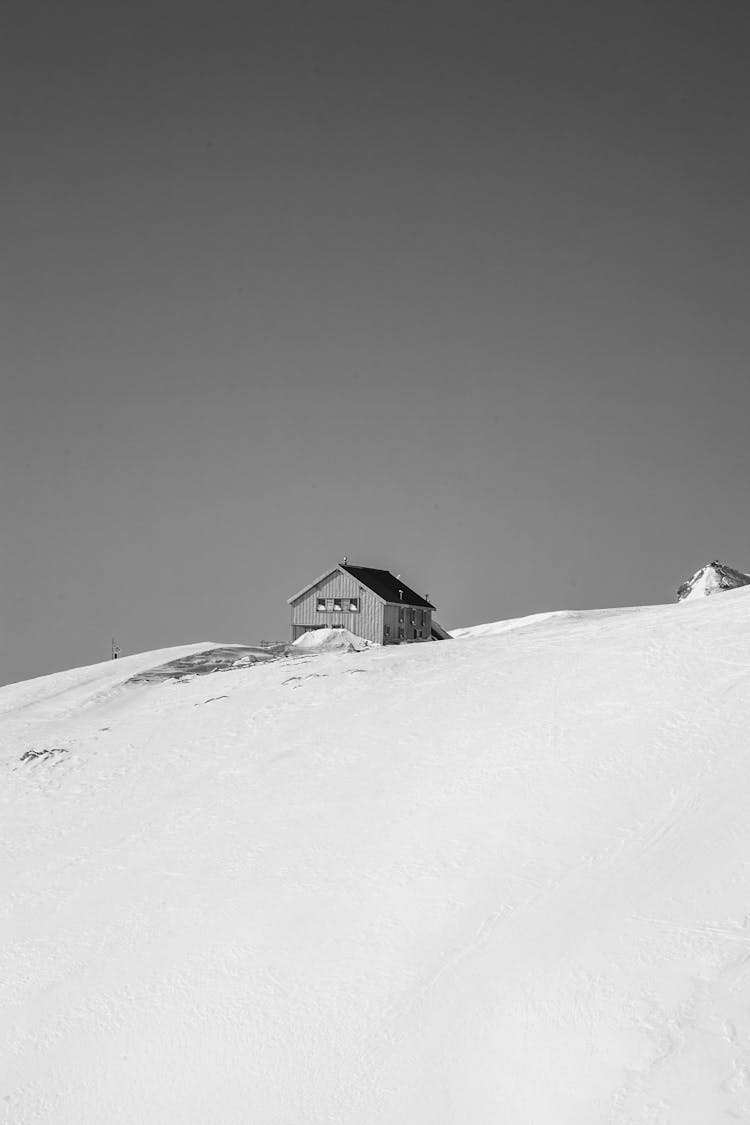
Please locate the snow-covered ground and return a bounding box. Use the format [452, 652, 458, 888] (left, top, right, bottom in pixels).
[4, 591, 750, 1123]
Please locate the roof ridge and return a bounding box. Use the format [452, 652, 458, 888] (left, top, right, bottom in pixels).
[340, 563, 435, 610]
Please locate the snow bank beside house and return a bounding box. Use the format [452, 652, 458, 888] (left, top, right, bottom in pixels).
[291, 626, 372, 652]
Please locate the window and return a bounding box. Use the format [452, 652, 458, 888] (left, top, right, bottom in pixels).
[410, 609, 416, 625]
[316, 598, 326, 612]
[398, 607, 404, 623]
[333, 598, 343, 612]
[385, 624, 391, 638]
[349, 598, 359, 612]
[419, 610, 424, 627]
[398, 626, 404, 640]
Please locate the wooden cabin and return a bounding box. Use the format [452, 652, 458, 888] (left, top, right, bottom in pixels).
[288, 563, 440, 645]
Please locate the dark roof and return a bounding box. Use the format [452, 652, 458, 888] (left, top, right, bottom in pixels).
[340, 564, 435, 609]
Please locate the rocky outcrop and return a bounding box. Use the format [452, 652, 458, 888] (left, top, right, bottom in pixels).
[127, 645, 281, 683]
[676, 560, 750, 602]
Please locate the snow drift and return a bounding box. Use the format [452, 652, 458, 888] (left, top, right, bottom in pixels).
[291, 625, 371, 653]
[4, 590, 750, 1123]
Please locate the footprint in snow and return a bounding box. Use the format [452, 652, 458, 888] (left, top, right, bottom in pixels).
[282, 673, 329, 687]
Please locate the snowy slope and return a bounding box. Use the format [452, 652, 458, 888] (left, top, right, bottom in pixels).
[450, 608, 565, 637]
[4, 592, 750, 1123]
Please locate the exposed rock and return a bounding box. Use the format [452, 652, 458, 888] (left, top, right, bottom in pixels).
[676, 560, 750, 602]
[126, 645, 283, 684]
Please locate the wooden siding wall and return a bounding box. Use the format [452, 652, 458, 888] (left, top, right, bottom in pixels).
[290, 571, 383, 643]
[382, 603, 432, 643]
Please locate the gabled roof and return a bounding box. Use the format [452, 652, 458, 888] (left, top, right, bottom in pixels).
[340, 564, 435, 609]
[287, 567, 341, 604]
[287, 563, 435, 610]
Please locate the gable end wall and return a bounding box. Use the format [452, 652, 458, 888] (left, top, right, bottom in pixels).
[290, 571, 383, 642]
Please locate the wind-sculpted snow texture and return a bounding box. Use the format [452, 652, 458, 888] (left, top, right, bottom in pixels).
[4, 591, 750, 1123]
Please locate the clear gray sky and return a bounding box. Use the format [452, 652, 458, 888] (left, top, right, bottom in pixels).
[3, 0, 750, 686]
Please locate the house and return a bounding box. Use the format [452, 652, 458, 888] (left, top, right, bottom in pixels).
[288, 562, 445, 645]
